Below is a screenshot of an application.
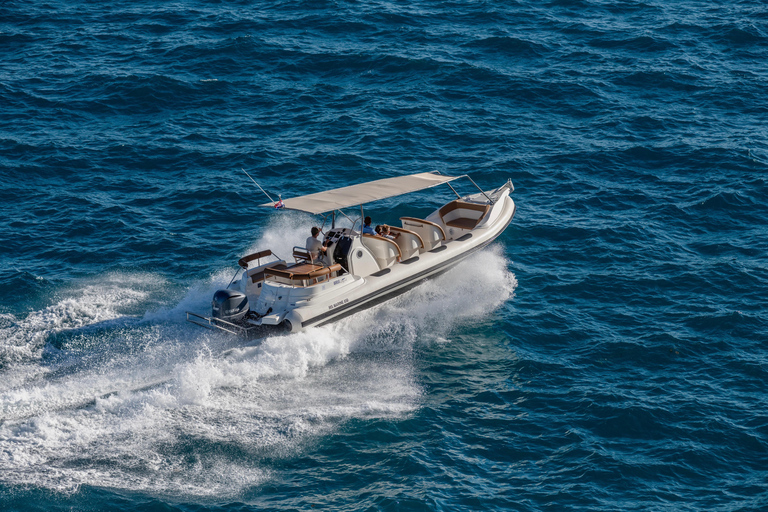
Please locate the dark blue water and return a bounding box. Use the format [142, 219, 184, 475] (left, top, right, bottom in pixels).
[2, 0, 767, 510]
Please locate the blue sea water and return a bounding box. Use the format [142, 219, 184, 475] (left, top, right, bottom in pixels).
[1, 0, 767, 510]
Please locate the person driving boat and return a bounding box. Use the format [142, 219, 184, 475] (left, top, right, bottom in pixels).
[305, 226, 327, 262]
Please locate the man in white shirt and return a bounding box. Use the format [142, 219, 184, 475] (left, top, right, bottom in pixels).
[305, 226, 327, 262]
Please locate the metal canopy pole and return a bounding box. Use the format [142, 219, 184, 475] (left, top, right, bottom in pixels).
[446, 181, 461, 199]
[337, 209, 355, 226]
[464, 175, 494, 204]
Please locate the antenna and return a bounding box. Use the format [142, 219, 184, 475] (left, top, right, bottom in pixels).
[242, 169, 276, 203]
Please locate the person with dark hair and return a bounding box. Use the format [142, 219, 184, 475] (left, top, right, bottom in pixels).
[362, 216, 376, 235]
[306, 226, 327, 262]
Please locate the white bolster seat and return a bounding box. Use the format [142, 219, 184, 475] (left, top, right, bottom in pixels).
[388, 226, 423, 260]
[362, 235, 402, 269]
[399, 217, 446, 252]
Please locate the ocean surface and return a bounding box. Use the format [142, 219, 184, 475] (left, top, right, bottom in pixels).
[1, 0, 767, 510]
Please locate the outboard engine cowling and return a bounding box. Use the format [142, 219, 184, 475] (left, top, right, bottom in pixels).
[211, 289, 249, 323]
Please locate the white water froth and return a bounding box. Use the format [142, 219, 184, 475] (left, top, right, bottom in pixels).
[0, 273, 164, 390]
[0, 215, 516, 498]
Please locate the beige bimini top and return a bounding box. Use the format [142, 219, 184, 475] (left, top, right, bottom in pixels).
[261, 172, 459, 214]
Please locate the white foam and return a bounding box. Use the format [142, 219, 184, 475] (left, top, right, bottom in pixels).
[0, 330, 421, 496]
[333, 244, 517, 344]
[0, 272, 164, 378]
[0, 233, 516, 498]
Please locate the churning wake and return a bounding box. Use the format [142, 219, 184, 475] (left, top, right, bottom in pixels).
[0, 217, 516, 498]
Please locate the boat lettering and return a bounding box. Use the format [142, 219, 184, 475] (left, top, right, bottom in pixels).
[333, 279, 340, 285]
[328, 298, 349, 310]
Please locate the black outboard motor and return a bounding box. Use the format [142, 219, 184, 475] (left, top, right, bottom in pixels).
[211, 289, 249, 323]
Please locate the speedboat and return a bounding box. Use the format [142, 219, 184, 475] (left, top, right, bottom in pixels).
[186, 172, 516, 335]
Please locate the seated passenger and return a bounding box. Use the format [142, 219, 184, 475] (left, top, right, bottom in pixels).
[362, 216, 376, 235]
[305, 226, 327, 262]
[381, 224, 400, 240]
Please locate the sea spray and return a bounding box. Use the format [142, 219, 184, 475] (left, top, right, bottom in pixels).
[0, 247, 515, 497]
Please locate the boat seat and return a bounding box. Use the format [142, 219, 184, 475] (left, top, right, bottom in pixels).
[249, 263, 287, 284]
[265, 263, 342, 286]
[399, 217, 445, 252]
[444, 217, 477, 230]
[388, 226, 423, 261]
[362, 234, 402, 269]
[293, 246, 315, 264]
[438, 200, 490, 232]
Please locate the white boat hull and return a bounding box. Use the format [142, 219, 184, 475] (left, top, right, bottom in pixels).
[294, 194, 515, 330]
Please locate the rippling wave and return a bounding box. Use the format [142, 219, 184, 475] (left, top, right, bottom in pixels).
[1, 0, 767, 510]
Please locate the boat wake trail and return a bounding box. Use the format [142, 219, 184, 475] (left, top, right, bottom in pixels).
[0, 245, 515, 498]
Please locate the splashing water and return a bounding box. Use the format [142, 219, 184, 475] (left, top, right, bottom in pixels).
[0, 238, 516, 497]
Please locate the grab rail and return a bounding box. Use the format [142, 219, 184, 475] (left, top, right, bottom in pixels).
[238, 249, 282, 269]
